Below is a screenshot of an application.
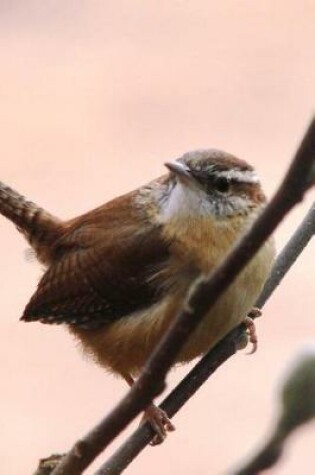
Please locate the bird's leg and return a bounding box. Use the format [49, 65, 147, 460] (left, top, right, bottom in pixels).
[122, 372, 175, 445]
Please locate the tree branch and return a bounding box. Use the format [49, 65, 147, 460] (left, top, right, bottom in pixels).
[33, 455, 65, 475]
[95, 201, 315, 475]
[51, 117, 315, 475]
[256, 201, 315, 307]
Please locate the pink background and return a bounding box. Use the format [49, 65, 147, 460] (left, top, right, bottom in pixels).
[0, 2, 314, 473]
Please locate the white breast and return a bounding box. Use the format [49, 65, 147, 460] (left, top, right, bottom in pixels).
[160, 182, 212, 220]
[159, 181, 253, 222]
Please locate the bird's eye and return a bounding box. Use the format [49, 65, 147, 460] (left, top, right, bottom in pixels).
[213, 177, 231, 193]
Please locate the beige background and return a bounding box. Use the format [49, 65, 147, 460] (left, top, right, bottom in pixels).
[0, 1, 314, 474]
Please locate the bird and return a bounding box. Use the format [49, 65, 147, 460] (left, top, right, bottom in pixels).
[0, 149, 275, 443]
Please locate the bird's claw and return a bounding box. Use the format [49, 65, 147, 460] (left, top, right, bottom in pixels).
[244, 312, 259, 354]
[236, 308, 261, 354]
[142, 404, 175, 446]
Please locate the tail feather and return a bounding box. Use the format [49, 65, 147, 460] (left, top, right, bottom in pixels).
[0, 181, 62, 254]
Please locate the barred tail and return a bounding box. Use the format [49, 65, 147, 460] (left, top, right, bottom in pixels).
[0, 181, 62, 248]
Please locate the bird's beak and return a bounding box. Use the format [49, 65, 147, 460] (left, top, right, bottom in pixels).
[164, 161, 192, 183]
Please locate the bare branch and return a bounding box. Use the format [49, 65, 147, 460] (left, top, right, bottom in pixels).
[96, 328, 243, 475]
[256, 201, 315, 307]
[51, 117, 315, 475]
[33, 455, 65, 475]
[95, 201, 315, 475]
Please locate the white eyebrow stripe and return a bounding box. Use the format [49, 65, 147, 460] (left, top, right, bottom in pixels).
[215, 169, 260, 184]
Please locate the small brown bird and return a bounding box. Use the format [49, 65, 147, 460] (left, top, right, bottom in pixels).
[0, 149, 275, 443]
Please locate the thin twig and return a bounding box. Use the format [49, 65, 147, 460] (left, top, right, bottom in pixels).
[96, 328, 244, 475]
[95, 201, 315, 475]
[51, 117, 315, 475]
[257, 201, 315, 307]
[33, 455, 65, 475]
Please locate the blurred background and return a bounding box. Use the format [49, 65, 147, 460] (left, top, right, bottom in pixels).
[0, 1, 314, 474]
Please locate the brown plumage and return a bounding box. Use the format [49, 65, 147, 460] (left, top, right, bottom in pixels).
[0, 149, 275, 442]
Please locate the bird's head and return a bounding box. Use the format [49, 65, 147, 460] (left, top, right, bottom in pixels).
[157, 149, 266, 222]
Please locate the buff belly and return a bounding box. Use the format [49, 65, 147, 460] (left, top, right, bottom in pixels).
[71, 238, 275, 376]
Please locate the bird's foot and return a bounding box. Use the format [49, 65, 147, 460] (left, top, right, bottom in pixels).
[142, 404, 175, 446]
[244, 307, 262, 354]
[236, 308, 261, 354]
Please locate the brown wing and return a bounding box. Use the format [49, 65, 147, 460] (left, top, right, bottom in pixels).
[22, 204, 172, 329]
